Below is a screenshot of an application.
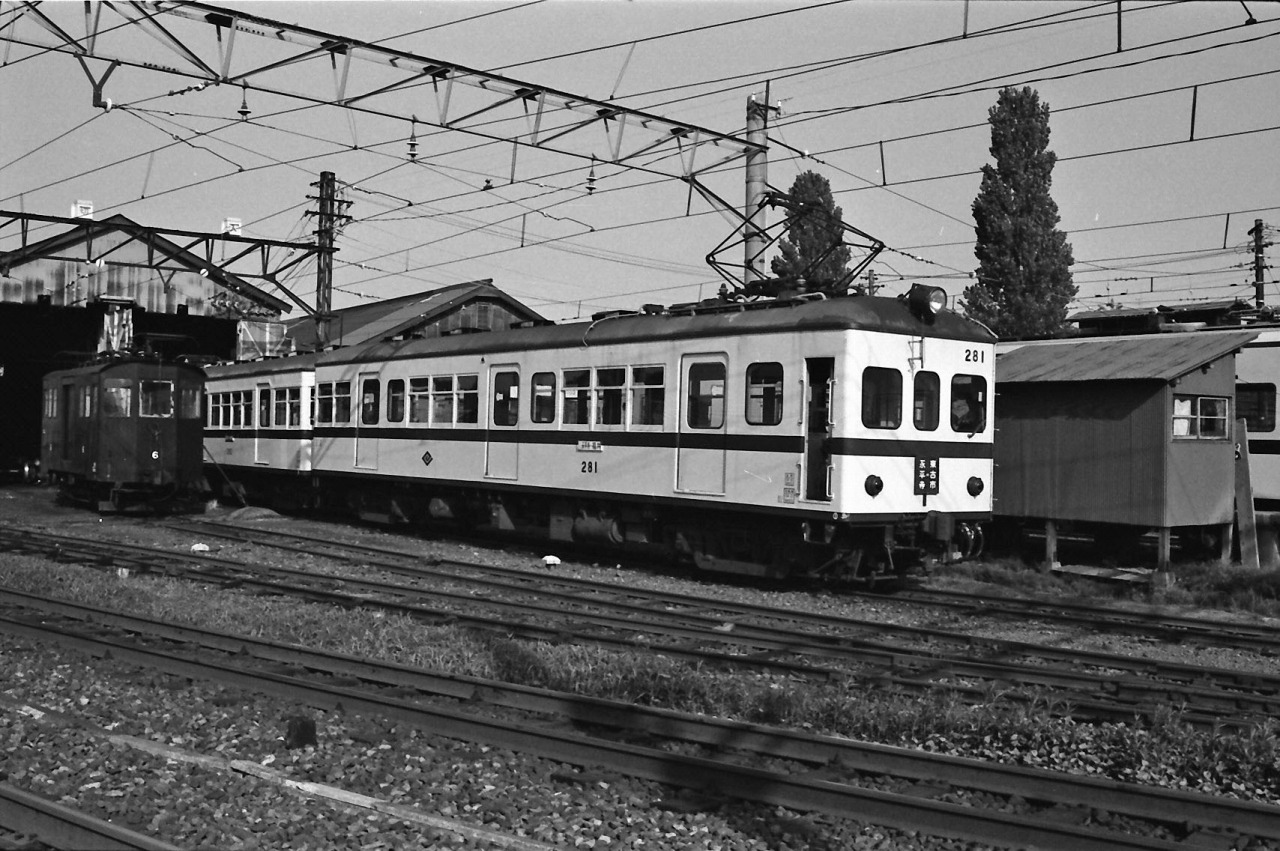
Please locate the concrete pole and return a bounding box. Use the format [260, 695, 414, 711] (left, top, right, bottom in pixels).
[744, 94, 770, 288]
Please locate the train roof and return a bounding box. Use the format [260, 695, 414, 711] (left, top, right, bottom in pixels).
[996, 330, 1259, 384]
[318, 294, 995, 368]
[204, 351, 322, 379]
[42, 354, 206, 381]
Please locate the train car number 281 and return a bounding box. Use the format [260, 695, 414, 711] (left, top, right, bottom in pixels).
[581, 460, 599, 474]
[964, 348, 986, 363]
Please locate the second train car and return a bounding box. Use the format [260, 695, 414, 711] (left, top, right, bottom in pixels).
[203, 287, 996, 580]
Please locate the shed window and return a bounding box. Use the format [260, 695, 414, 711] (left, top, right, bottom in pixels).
[913, 371, 940, 431]
[746, 363, 783, 426]
[1173, 394, 1229, 440]
[950, 374, 987, 433]
[861, 367, 902, 429]
[1237, 383, 1276, 434]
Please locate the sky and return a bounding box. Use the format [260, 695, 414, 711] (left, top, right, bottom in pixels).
[1, 0, 1277, 323]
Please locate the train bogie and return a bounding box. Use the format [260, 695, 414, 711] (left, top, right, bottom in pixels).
[40, 356, 206, 512]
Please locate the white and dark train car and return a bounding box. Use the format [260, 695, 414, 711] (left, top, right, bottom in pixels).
[203, 352, 318, 509]
[40, 355, 206, 512]
[204, 289, 995, 580]
[1235, 326, 1280, 519]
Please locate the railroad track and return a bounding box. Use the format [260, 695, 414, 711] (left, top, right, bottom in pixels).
[3, 589, 1277, 851]
[4, 522, 1279, 728]
[0, 783, 182, 851]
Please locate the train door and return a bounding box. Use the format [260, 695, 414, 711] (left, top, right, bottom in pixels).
[485, 366, 519, 480]
[355, 374, 380, 470]
[803, 358, 834, 501]
[254, 383, 270, 465]
[676, 355, 727, 494]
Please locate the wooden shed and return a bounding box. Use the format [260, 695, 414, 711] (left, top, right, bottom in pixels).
[994, 330, 1258, 568]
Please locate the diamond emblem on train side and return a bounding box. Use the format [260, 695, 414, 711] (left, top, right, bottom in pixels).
[421, 450, 433, 467]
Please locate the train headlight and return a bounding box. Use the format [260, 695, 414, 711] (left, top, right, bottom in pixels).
[967, 476, 984, 497]
[906, 284, 947, 318]
[865, 475, 883, 497]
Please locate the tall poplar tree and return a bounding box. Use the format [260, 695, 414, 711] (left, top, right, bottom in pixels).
[770, 171, 853, 294]
[963, 86, 1075, 339]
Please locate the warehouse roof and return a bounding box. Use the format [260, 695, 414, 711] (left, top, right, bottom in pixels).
[996, 330, 1258, 383]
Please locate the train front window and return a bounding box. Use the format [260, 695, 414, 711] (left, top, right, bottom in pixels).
[913, 371, 940, 431]
[861, 368, 902, 429]
[1238, 383, 1276, 433]
[745, 362, 783, 426]
[950, 374, 987, 434]
[103, 379, 132, 418]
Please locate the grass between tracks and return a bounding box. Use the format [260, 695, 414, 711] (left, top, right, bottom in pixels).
[3, 556, 1278, 802]
[937, 557, 1280, 618]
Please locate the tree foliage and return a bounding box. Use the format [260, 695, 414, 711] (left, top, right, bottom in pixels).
[963, 86, 1076, 339]
[770, 171, 853, 293]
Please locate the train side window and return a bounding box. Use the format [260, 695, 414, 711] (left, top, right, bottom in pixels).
[361, 379, 380, 425]
[409, 378, 431, 423]
[596, 367, 626, 427]
[563, 369, 591, 425]
[950, 374, 987, 433]
[103, 379, 132, 418]
[913, 371, 940, 431]
[493, 371, 519, 426]
[457, 375, 479, 425]
[861, 367, 902, 429]
[316, 383, 335, 425]
[1238, 383, 1276, 433]
[258, 387, 272, 427]
[273, 388, 287, 427]
[532, 372, 556, 423]
[387, 379, 405, 423]
[289, 388, 303, 426]
[1173, 394, 1230, 439]
[179, 387, 200, 420]
[333, 381, 352, 424]
[745, 362, 783, 426]
[80, 385, 95, 418]
[431, 376, 455, 425]
[687, 362, 725, 429]
[43, 387, 56, 418]
[238, 389, 254, 428]
[631, 366, 665, 427]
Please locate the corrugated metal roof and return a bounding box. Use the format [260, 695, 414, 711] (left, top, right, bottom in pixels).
[996, 330, 1258, 383]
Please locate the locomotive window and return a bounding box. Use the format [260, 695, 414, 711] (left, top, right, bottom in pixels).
[431, 376, 454, 425]
[103, 379, 132, 418]
[457, 375, 479, 425]
[913, 371, 940, 431]
[1238, 383, 1276, 434]
[80, 385, 94, 418]
[861, 368, 902, 429]
[950, 375, 987, 434]
[745, 362, 783, 426]
[258, 387, 272, 427]
[687, 362, 725, 430]
[493, 371, 519, 426]
[562, 369, 590, 425]
[361, 379, 380, 426]
[43, 387, 56, 418]
[532, 372, 556, 423]
[596, 367, 626, 427]
[409, 378, 431, 423]
[1173, 394, 1230, 440]
[631, 366, 665, 427]
[387, 379, 405, 423]
[141, 380, 175, 418]
[180, 388, 200, 421]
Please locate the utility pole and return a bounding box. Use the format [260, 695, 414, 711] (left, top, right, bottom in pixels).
[744, 93, 771, 288]
[306, 172, 351, 350]
[1248, 218, 1270, 311]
